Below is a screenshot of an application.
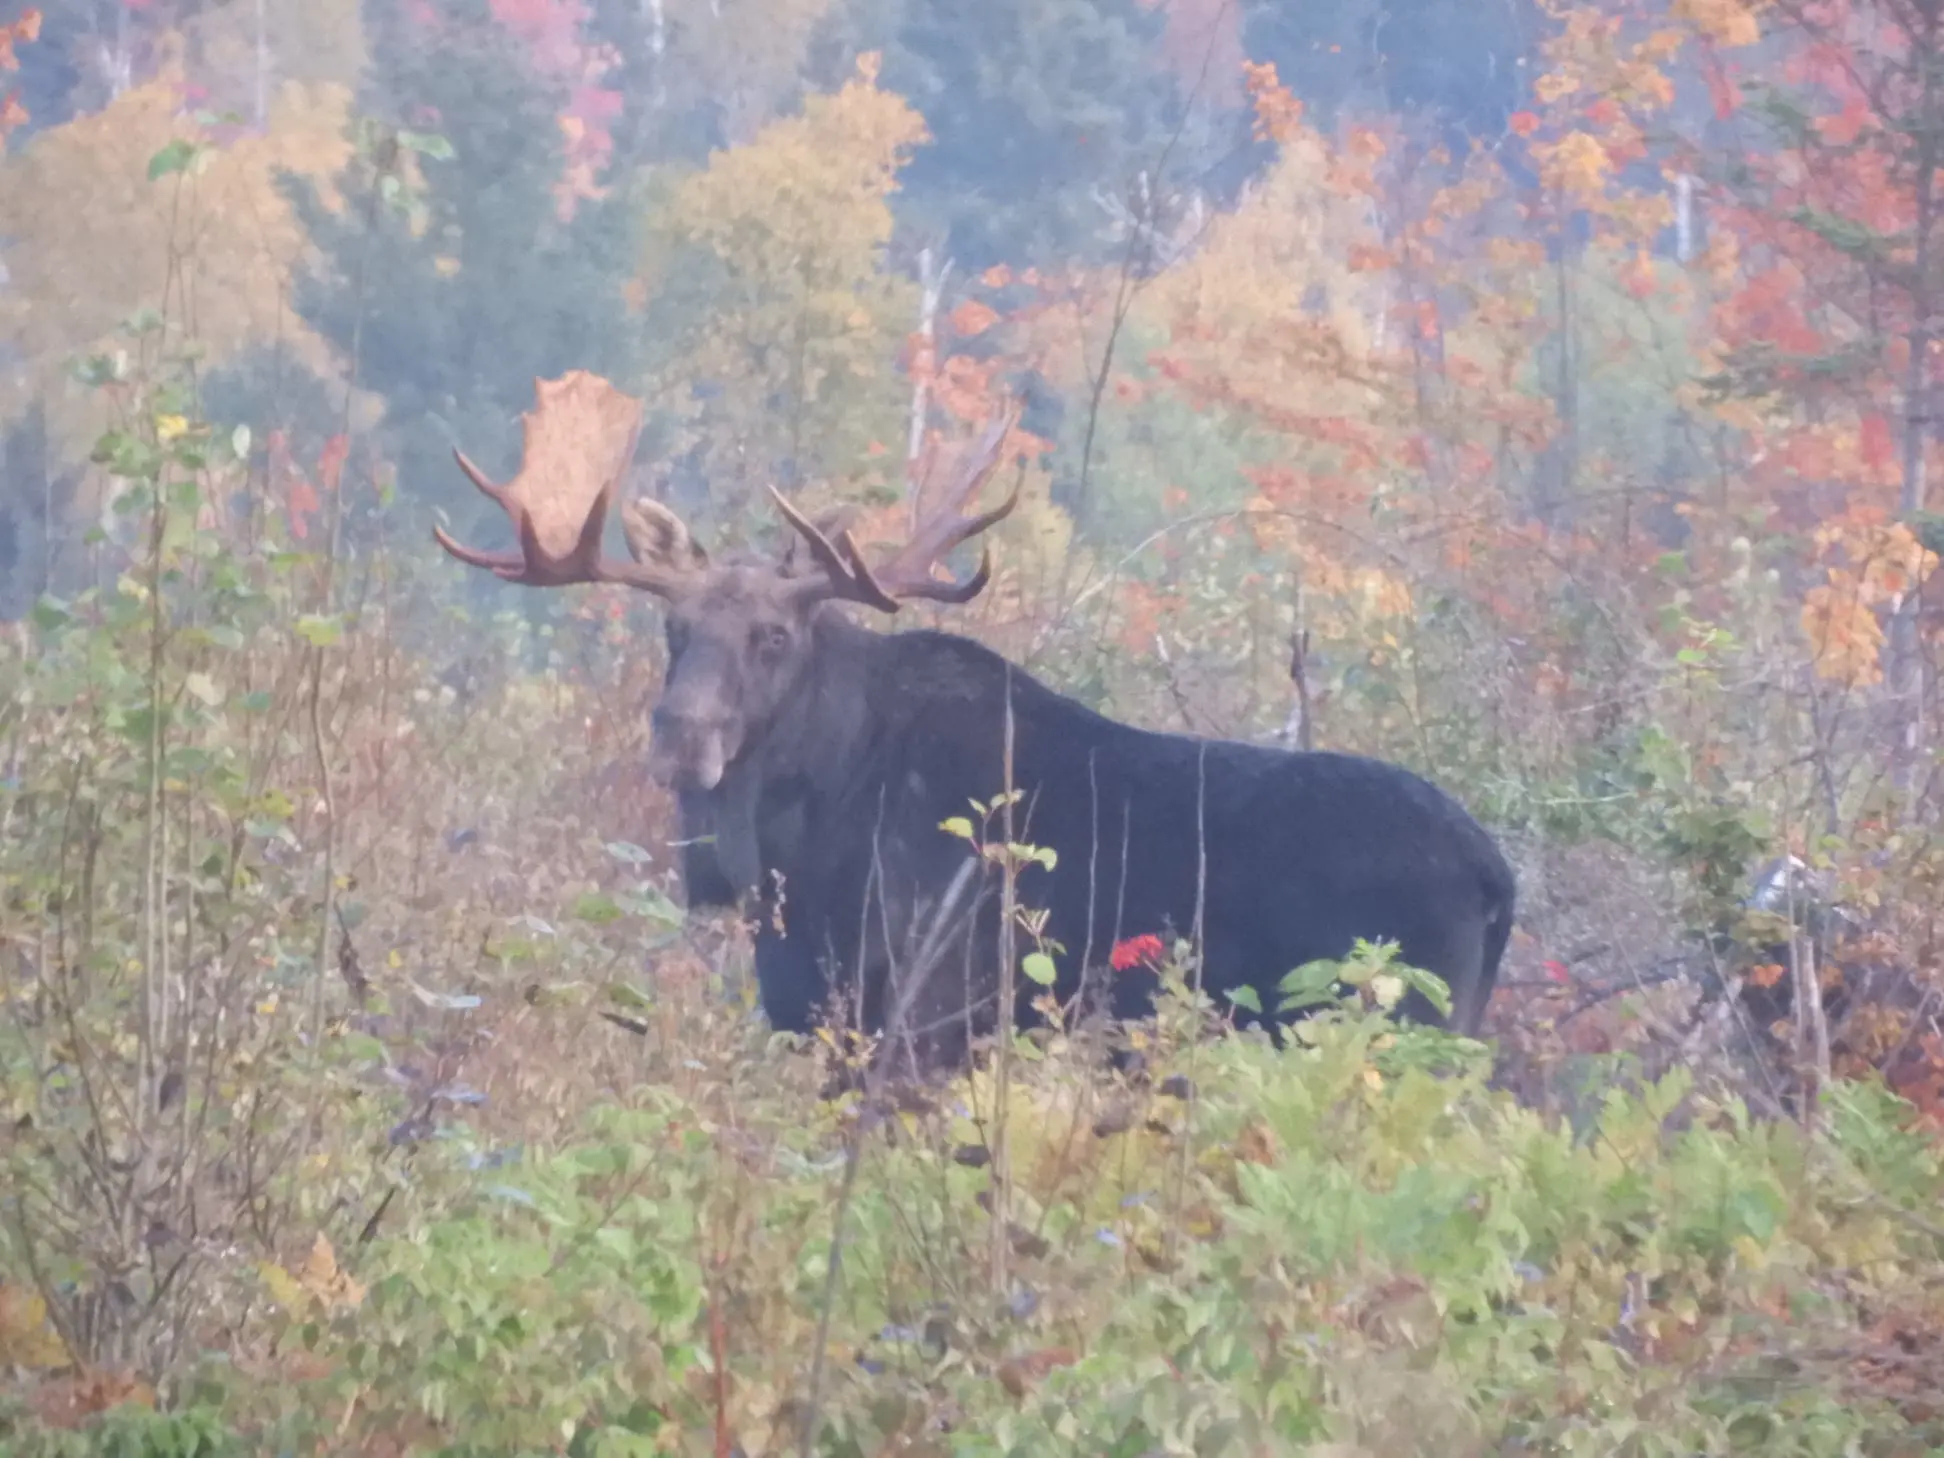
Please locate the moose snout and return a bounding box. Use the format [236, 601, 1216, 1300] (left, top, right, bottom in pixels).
[648, 705, 734, 791]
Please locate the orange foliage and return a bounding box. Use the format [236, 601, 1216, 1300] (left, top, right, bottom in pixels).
[949, 298, 1000, 338]
[0, 9, 39, 140]
[1242, 59, 1304, 144]
[1802, 517, 1937, 686]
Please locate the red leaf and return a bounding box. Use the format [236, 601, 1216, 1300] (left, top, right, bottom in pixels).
[1861, 413, 1897, 478]
[317, 435, 349, 494]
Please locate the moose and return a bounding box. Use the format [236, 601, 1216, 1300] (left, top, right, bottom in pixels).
[434, 371, 1517, 1070]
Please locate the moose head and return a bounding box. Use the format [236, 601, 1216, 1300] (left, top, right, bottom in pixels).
[431, 371, 1024, 794]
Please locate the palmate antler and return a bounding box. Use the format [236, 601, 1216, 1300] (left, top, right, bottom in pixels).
[432, 370, 703, 599]
[436, 373, 1023, 614]
[768, 398, 1026, 612]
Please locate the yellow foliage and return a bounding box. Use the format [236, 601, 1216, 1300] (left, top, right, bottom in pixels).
[1537, 130, 1611, 203]
[0, 1282, 69, 1370]
[1534, 69, 1581, 104]
[260, 1233, 366, 1316]
[640, 53, 928, 494]
[1131, 122, 1387, 428]
[1800, 519, 1937, 686]
[0, 46, 352, 466]
[1672, 0, 1764, 48]
[1353, 566, 1415, 622]
[656, 53, 925, 291]
[1801, 581, 1884, 686]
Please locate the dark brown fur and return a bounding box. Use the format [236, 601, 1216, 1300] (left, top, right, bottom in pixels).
[676, 609, 1516, 1067]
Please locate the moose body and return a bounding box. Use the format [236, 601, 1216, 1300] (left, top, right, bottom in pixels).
[677, 613, 1516, 1063]
[434, 371, 1516, 1070]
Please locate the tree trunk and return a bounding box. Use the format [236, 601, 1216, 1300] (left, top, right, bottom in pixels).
[906, 246, 951, 529]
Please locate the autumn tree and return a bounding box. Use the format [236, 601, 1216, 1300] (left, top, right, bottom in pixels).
[633, 53, 926, 517]
[0, 40, 350, 466]
[281, 0, 639, 545]
[1682, 0, 1944, 771]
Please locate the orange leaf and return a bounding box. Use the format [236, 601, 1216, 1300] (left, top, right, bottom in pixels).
[1509, 110, 1540, 137]
[949, 298, 1000, 338]
[1346, 242, 1392, 273]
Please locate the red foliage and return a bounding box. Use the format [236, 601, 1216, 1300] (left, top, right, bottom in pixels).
[487, 0, 622, 219]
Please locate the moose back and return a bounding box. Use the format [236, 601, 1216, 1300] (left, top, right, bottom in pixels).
[435, 372, 1517, 1066]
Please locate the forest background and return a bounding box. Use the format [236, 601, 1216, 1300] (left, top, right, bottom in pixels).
[5, 0, 1944, 1452]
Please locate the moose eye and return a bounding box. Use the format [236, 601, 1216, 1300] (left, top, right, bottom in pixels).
[754, 623, 790, 656]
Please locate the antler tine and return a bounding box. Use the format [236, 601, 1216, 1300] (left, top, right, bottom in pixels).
[872, 398, 1023, 599]
[451, 448, 509, 507]
[431, 371, 699, 599]
[766, 398, 1023, 613]
[767, 486, 898, 612]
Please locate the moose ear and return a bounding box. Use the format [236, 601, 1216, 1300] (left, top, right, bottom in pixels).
[621, 497, 709, 575]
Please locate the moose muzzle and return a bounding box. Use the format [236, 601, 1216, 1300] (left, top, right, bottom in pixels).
[647, 704, 736, 792]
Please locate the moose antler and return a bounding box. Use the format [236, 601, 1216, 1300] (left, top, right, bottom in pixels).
[769, 398, 1025, 613]
[433, 371, 700, 599]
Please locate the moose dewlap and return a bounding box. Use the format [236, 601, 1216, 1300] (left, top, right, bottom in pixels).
[436, 371, 1517, 1069]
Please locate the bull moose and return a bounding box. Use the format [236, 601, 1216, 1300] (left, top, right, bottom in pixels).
[435, 371, 1517, 1069]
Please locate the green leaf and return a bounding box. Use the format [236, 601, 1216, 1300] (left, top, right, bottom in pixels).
[29, 596, 71, 631]
[939, 816, 974, 841]
[572, 893, 624, 926]
[147, 139, 202, 181]
[70, 353, 124, 388]
[91, 429, 165, 482]
[398, 128, 456, 161]
[1226, 985, 1263, 1014]
[608, 983, 655, 1012]
[184, 672, 224, 708]
[1021, 952, 1057, 986]
[294, 614, 344, 648]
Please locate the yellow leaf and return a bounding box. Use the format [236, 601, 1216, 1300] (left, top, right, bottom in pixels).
[258, 1260, 306, 1312]
[154, 414, 189, 442]
[1801, 581, 1885, 686]
[298, 1233, 365, 1310]
[1673, 0, 1761, 48]
[1534, 70, 1581, 104]
[0, 1283, 70, 1370]
[1538, 131, 1610, 202]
